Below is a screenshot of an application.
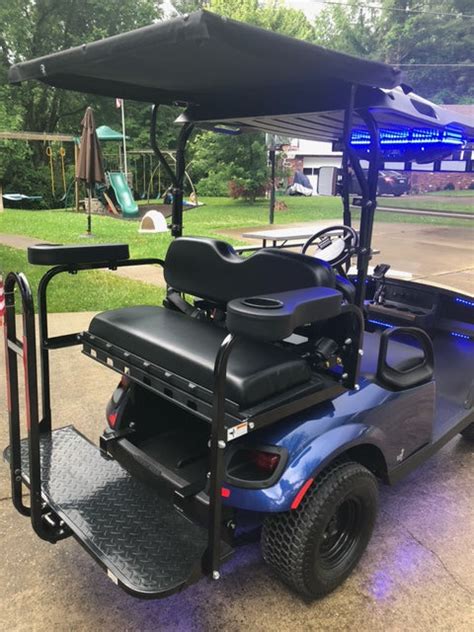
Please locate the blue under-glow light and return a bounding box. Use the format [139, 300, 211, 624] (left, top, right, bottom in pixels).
[455, 297, 474, 308]
[368, 319, 393, 328]
[351, 127, 465, 147]
[450, 332, 471, 340]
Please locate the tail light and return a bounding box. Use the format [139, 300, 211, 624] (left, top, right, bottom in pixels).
[106, 376, 129, 429]
[383, 176, 395, 183]
[226, 447, 284, 486]
[248, 449, 280, 474]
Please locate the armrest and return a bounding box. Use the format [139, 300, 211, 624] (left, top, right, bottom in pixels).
[27, 243, 130, 266]
[226, 287, 342, 342]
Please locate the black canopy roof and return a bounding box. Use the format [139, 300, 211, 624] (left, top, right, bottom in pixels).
[9, 10, 474, 143]
[9, 10, 401, 107]
[179, 87, 474, 143]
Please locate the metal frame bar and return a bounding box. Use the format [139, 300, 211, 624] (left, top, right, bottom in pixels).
[173, 122, 195, 237]
[150, 104, 194, 238]
[36, 257, 164, 430]
[341, 84, 356, 230]
[341, 104, 380, 308]
[354, 112, 379, 307]
[4, 272, 50, 539]
[204, 333, 237, 577]
[150, 105, 177, 186]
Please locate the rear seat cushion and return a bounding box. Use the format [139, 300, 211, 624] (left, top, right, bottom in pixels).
[89, 306, 312, 409]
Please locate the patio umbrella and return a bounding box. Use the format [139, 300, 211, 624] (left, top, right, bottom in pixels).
[76, 106, 105, 235]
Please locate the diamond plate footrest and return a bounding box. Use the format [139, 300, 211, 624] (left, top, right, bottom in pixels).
[4, 426, 217, 598]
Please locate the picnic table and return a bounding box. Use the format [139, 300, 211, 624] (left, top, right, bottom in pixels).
[241, 225, 380, 254]
[242, 225, 326, 248]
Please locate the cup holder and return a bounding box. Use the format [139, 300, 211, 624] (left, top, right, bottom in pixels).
[241, 297, 284, 310]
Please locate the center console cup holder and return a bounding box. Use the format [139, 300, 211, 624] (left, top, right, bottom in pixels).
[241, 297, 284, 309]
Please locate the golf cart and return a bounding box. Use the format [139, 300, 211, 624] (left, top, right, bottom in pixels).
[4, 11, 474, 600]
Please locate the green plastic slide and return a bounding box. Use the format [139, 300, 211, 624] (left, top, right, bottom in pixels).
[107, 171, 139, 218]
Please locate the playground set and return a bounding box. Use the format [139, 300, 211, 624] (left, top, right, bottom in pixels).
[0, 127, 165, 220]
[3, 11, 474, 602]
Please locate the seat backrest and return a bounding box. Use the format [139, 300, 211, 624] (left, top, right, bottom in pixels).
[164, 237, 335, 303]
[264, 248, 355, 303]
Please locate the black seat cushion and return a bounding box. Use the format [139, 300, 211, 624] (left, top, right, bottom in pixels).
[89, 306, 312, 408]
[28, 243, 129, 266]
[164, 237, 335, 304]
[361, 331, 425, 379]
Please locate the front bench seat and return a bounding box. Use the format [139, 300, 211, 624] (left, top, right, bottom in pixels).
[89, 306, 312, 409]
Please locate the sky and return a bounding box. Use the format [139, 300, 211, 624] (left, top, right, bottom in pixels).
[285, 0, 326, 20]
[162, 1, 348, 21]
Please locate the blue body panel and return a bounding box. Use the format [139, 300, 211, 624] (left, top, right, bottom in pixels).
[224, 375, 434, 512]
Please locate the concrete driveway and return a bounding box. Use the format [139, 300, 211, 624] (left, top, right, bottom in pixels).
[1, 223, 473, 631]
[222, 220, 474, 294]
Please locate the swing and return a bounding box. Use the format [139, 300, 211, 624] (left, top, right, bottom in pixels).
[46, 144, 68, 203]
[46, 145, 56, 198]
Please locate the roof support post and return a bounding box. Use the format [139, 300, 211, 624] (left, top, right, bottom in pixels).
[150, 105, 194, 237]
[341, 84, 356, 230]
[351, 112, 380, 308]
[173, 122, 195, 238]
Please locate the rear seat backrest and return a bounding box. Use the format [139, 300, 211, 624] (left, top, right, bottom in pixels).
[264, 248, 355, 303]
[164, 237, 335, 303]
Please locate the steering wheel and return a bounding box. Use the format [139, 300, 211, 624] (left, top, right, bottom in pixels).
[302, 225, 358, 267]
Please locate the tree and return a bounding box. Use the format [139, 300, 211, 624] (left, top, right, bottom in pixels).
[187, 1, 314, 199]
[313, 0, 474, 103]
[0, 1, 163, 135]
[0, 0, 165, 203]
[172, 0, 208, 12]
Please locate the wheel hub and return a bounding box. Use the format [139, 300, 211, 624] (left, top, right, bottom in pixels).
[319, 497, 363, 571]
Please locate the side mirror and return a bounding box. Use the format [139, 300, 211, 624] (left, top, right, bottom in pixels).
[317, 167, 338, 196]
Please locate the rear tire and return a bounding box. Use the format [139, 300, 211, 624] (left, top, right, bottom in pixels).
[261, 460, 378, 599]
[460, 421, 474, 442]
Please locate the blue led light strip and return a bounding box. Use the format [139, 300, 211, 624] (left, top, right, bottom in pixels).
[451, 332, 472, 340]
[351, 127, 465, 147]
[455, 297, 474, 308]
[368, 319, 393, 328]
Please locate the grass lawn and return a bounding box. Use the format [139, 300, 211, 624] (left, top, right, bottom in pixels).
[0, 195, 471, 256]
[380, 193, 473, 213]
[426, 190, 474, 197]
[0, 245, 165, 313]
[0, 194, 471, 312]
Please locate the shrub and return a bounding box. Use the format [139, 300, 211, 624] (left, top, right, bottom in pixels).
[443, 182, 455, 191]
[228, 178, 266, 201]
[197, 169, 231, 197]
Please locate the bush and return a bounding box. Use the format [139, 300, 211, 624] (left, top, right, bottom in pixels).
[228, 178, 266, 201]
[197, 169, 232, 197]
[443, 182, 455, 191]
[468, 181, 474, 190]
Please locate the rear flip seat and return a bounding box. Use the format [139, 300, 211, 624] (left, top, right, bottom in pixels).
[89, 306, 312, 409]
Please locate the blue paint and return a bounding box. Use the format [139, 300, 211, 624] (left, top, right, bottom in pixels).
[224, 375, 434, 513]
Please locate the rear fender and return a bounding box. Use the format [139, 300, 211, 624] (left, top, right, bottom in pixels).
[226, 423, 385, 513]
